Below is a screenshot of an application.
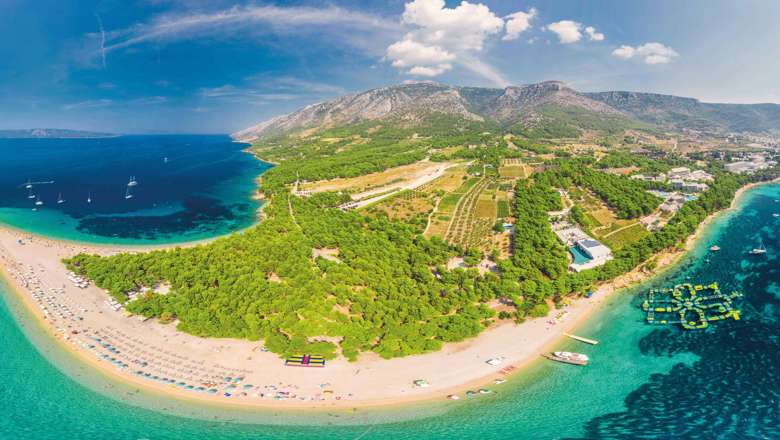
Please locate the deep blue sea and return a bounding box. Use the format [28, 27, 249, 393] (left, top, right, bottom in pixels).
[0, 139, 778, 438]
[0, 135, 268, 243]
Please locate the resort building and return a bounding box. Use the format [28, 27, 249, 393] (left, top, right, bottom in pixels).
[569, 238, 613, 272]
[551, 220, 614, 272]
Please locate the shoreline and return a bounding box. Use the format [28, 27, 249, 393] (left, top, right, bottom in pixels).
[0, 179, 774, 412]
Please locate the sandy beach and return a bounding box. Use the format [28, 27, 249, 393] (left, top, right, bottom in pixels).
[0, 179, 772, 410]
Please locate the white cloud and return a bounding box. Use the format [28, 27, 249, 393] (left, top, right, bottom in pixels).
[408, 65, 449, 76]
[546, 20, 582, 44]
[612, 42, 679, 64]
[502, 8, 536, 41]
[386, 0, 509, 85]
[584, 26, 604, 42]
[86, 4, 400, 64]
[95, 13, 107, 68]
[401, 0, 504, 52]
[387, 38, 455, 70]
[200, 76, 345, 105]
[129, 96, 168, 106]
[612, 45, 636, 59]
[62, 99, 113, 111]
[61, 96, 167, 110]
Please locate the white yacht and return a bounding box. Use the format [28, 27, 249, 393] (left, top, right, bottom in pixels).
[127, 176, 138, 187]
[57, 193, 65, 204]
[35, 196, 43, 206]
[125, 187, 133, 200]
[749, 239, 767, 255]
[87, 191, 92, 204]
[27, 188, 35, 199]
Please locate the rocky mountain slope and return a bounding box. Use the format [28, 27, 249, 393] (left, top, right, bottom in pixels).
[234, 82, 780, 142]
[587, 91, 780, 135]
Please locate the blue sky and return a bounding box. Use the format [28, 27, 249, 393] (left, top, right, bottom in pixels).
[1, 0, 779, 134]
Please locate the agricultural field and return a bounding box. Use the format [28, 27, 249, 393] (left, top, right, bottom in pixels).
[445, 178, 496, 249]
[424, 177, 478, 238]
[499, 158, 532, 179]
[363, 190, 436, 233]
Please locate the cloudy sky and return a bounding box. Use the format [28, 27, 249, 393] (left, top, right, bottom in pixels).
[2, 0, 779, 133]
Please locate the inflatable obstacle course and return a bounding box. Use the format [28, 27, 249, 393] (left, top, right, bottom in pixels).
[642, 282, 742, 330]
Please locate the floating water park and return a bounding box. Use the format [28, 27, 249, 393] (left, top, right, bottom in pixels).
[642, 282, 743, 330]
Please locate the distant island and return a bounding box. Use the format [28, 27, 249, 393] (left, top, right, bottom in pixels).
[0, 128, 116, 139]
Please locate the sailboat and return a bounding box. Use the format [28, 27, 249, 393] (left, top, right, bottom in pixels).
[57, 193, 65, 204]
[27, 187, 35, 199]
[127, 176, 138, 187]
[125, 186, 133, 200]
[35, 196, 43, 206]
[749, 238, 767, 255]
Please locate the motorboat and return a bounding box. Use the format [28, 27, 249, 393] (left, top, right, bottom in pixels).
[543, 351, 589, 366]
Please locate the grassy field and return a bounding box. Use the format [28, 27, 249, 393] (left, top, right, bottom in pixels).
[499, 165, 527, 179]
[567, 185, 649, 250]
[364, 191, 435, 233]
[423, 166, 468, 192]
[497, 200, 511, 218]
[601, 223, 649, 250]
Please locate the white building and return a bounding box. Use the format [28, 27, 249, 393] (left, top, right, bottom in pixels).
[576, 239, 612, 260]
[668, 167, 691, 179]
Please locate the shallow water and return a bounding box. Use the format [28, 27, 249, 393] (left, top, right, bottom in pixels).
[0, 145, 778, 438]
[0, 135, 268, 244]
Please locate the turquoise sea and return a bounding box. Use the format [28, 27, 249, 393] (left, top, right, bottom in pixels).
[1, 139, 779, 438]
[0, 135, 269, 244]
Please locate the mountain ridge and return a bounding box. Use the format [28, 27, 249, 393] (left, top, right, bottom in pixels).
[234, 82, 780, 142]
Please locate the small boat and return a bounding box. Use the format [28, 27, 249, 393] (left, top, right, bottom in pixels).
[710, 245, 720, 252]
[27, 188, 35, 199]
[125, 187, 133, 200]
[87, 191, 92, 204]
[447, 394, 460, 400]
[749, 239, 767, 255]
[486, 358, 503, 366]
[543, 351, 589, 366]
[494, 378, 506, 385]
[57, 193, 65, 204]
[35, 196, 43, 206]
[773, 213, 779, 218]
[163, 157, 169, 164]
[478, 389, 492, 394]
[24, 179, 32, 189]
[127, 176, 138, 187]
